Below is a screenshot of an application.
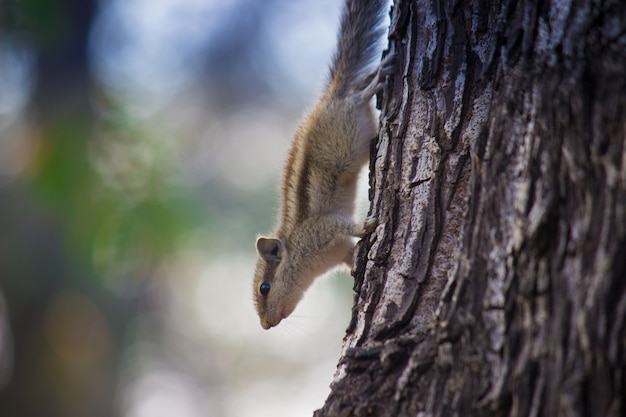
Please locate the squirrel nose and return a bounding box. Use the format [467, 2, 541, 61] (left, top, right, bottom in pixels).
[260, 317, 282, 330]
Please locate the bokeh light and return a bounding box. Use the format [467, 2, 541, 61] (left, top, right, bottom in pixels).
[0, 0, 370, 416]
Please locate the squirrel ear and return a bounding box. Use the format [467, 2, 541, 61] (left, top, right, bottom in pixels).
[256, 237, 284, 261]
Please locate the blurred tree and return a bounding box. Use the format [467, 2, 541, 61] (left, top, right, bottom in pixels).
[197, 0, 281, 109]
[0, 1, 122, 416]
[193, 0, 329, 113]
[0, 1, 198, 416]
[316, 1, 626, 416]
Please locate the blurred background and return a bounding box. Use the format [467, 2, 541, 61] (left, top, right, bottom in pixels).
[0, 0, 372, 415]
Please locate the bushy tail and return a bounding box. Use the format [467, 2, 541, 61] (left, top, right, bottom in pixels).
[328, 0, 389, 97]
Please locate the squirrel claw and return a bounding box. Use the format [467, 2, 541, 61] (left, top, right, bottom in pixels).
[379, 52, 397, 74]
[358, 215, 379, 237]
[361, 53, 397, 97]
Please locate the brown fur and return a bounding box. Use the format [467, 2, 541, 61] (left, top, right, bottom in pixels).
[252, 0, 393, 329]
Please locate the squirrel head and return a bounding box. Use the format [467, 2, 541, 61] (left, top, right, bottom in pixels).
[253, 236, 306, 329]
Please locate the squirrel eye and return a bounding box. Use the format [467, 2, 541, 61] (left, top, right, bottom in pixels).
[259, 282, 271, 296]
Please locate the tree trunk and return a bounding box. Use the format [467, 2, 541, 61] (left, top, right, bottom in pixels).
[315, 1, 626, 416]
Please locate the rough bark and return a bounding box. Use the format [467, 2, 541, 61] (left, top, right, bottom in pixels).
[315, 1, 626, 416]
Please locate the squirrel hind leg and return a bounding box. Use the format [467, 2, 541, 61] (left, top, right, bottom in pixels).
[357, 52, 397, 100]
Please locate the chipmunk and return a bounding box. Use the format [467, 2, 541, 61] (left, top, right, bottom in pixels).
[253, 0, 393, 330]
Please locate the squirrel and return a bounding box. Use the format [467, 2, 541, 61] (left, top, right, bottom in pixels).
[253, 0, 393, 330]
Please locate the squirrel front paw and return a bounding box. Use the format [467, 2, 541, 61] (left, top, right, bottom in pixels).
[356, 215, 378, 237]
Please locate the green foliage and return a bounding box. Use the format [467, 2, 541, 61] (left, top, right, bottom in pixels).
[30, 108, 201, 281]
[1, 0, 65, 40]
